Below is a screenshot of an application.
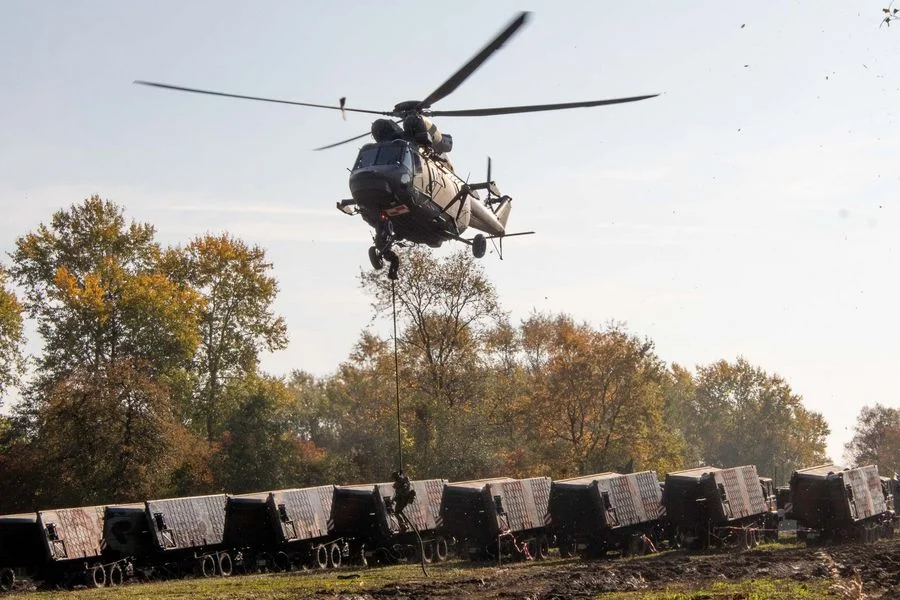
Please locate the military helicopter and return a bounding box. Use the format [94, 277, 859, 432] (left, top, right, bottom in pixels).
[136, 12, 657, 278]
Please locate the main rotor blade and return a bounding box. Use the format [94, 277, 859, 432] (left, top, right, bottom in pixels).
[428, 94, 660, 117]
[313, 130, 373, 151]
[419, 12, 530, 109]
[134, 81, 390, 116]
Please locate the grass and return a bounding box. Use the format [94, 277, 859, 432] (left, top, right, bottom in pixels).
[12, 560, 507, 599]
[13, 573, 839, 600]
[6, 546, 841, 600]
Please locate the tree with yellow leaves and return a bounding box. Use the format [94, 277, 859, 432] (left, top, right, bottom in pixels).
[520, 314, 683, 478]
[162, 233, 288, 442]
[0, 267, 24, 404]
[6, 196, 205, 505]
[11, 196, 201, 387]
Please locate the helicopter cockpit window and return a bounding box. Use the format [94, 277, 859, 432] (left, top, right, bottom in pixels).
[401, 147, 413, 171]
[374, 143, 404, 166]
[353, 143, 411, 170]
[354, 147, 378, 170]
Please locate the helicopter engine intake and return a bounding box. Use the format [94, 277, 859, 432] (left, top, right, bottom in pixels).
[402, 115, 452, 154]
[371, 119, 404, 142]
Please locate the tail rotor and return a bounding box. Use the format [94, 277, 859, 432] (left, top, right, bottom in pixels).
[483, 156, 511, 228]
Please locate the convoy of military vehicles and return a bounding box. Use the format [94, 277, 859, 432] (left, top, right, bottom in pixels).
[0, 463, 896, 592]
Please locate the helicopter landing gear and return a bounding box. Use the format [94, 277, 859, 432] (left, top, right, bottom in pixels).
[369, 246, 384, 270]
[472, 234, 487, 259]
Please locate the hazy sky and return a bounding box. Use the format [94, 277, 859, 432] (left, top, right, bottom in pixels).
[2, 1, 898, 464]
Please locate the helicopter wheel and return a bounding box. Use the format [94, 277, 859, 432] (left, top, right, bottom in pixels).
[368, 246, 384, 270]
[472, 234, 487, 259]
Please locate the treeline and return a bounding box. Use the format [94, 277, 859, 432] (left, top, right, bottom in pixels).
[0, 195, 865, 514]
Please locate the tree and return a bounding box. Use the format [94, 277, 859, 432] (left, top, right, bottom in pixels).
[162, 233, 288, 441]
[845, 404, 900, 474]
[520, 314, 683, 478]
[12, 359, 198, 507]
[6, 196, 208, 502]
[321, 331, 412, 482]
[0, 266, 25, 403]
[360, 246, 504, 406]
[216, 374, 327, 493]
[662, 363, 701, 467]
[686, 358, 829, 483]
[358, 247, 512, 479]
[10, 196, 201, 391]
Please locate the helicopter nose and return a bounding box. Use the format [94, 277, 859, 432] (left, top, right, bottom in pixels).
[349, 169, 394, 195]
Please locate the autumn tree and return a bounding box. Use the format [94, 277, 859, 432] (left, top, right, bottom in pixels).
[10, 196, 202, 390]
[286, 370, 340, 451]
[359, 248, 512, 478]
[685, 358, 829, 483]
[162, 233, 288, 441]
[845, 404, 900, 474]
[319, 332, 410, 482]
[216, 374, 327, 493]
[360, 246, 503, 406]
[0, 267, 25, 403]
[662, 363, 702, 467]
[521, 314, 682, 478]
[20, 361, 195, 506]
[478, 319, 535, 477]
[7, 196, 206, 500]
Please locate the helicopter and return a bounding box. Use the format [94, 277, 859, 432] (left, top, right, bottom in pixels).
[135, 12, 657, 279]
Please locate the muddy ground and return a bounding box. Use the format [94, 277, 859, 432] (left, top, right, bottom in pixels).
[337, 537, 900, 599]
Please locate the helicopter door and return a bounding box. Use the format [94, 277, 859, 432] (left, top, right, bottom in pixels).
[427, 162, 444, 198]
[412, 152, 428, 193]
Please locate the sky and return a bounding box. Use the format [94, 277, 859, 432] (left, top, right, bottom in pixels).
[1, 1, 898, 464]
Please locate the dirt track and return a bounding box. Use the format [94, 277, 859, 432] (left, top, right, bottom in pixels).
[344, 537, 900, 599]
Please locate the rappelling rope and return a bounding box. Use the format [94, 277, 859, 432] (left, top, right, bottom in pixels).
[398, 510, 430, 577]
[390, 274, 430, 577]
[391, 276, 402, 474]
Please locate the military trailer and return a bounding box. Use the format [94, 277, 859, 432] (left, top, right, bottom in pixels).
[332, 478, 448, 565]
[662, 465, 770, 549]
[758, 477, 781, 541]
[441, 477, 551, 562]
[0, 514, 43, 592]
[549, 471, 663, 558]
[0, 506, 125, 590]
[789, 464, 892, 542]
[103, 503, 158, 580]
[879, 476, 899, 534]
[224, 485, 339, 571]
[892, 475, 900, 513]
[144, 494, 229, 577]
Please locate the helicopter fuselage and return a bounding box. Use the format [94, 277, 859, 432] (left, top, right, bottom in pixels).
[347, 139, 506, 248]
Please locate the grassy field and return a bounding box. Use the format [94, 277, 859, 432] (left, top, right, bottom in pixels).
[10, 558, 839, 600]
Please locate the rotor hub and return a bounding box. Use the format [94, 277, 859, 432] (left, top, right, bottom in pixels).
[392, 100, 428, 116]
